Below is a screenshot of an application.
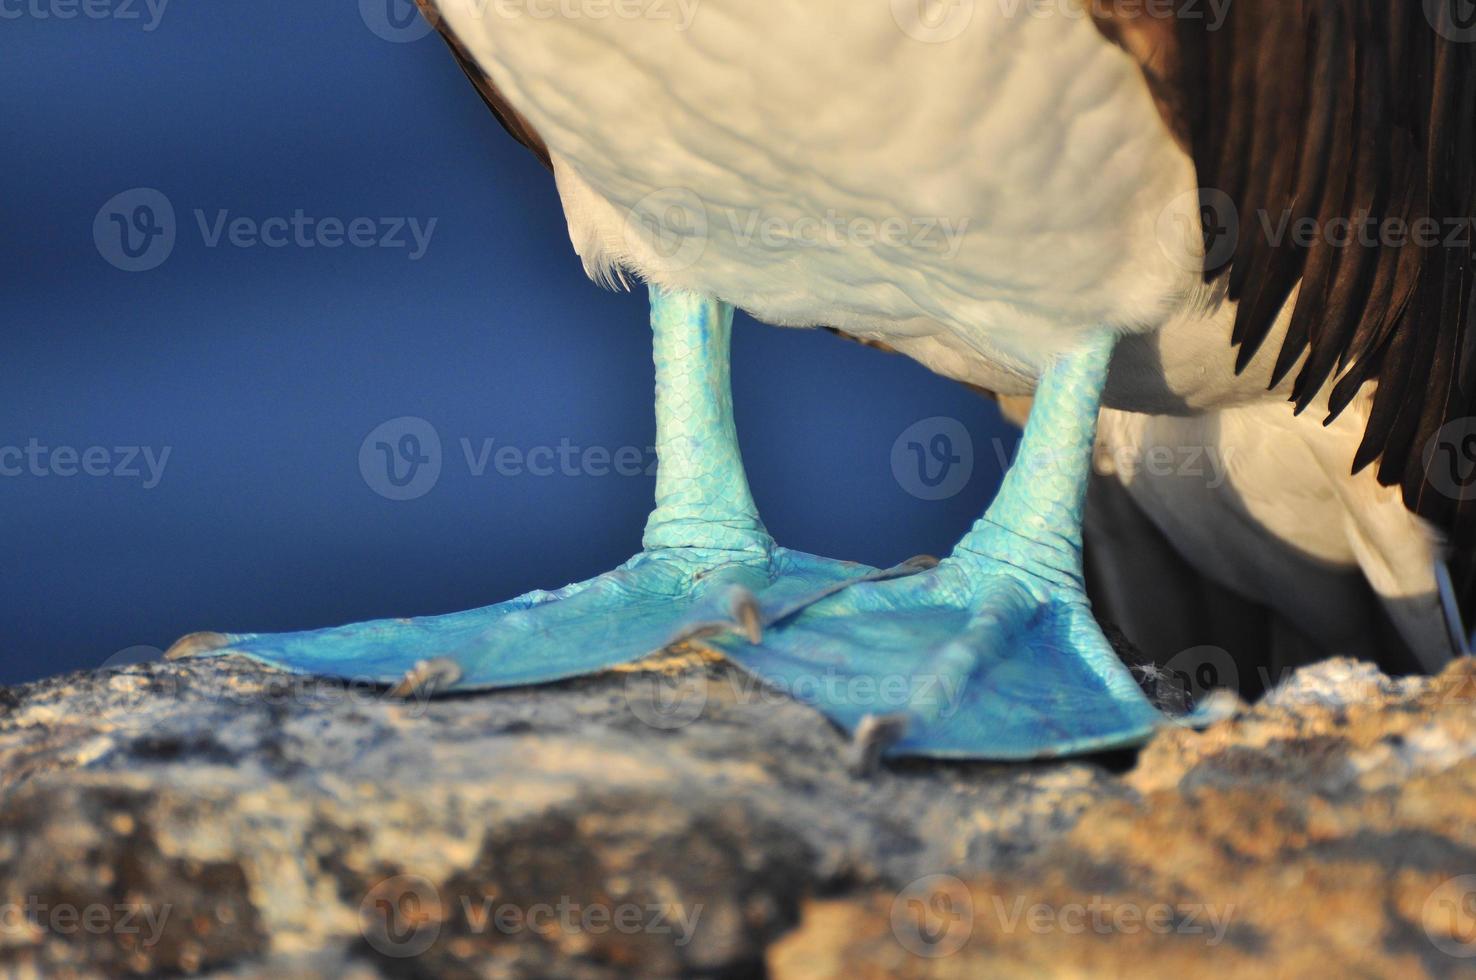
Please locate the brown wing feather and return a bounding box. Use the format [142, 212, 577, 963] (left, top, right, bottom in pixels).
[1096, 1, 1476, 621]
[415, 0, 552, 170]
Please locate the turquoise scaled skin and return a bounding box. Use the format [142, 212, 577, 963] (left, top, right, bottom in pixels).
[173, 286, 1177, 759]
[169, 288, 885, 690]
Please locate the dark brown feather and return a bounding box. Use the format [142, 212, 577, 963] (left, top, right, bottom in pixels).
[415, 0, 552, 170]
[1095, 1, 1476, 621]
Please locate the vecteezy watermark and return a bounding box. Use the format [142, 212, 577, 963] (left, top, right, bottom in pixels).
[0, 0, 169, 30]
[1424, 418, 1476, 503]
[360, 0, 435, 42]
[891, 874, 974, 958]
[624, 670, 710, 730]
[459, 436, 656, 479]
[889, 875, 1238, 958]
[0, 439, 172, 488]
[1086, 440, 1238, 490]
[621, 188, 970, 276]
[193, 209, 437, 260]
[892, 417, 974, 501]
[1426, 0, 1476, 43]
[985, 893, 1236, 944]
[94, 188, 177, 272]
[1158, 187, 1476, 276]
[0, 897, 172, 948]
[99, 645, 165, 671]
[359, 417, 660, 501]
[990, 435, 1237, 491]
[360, 417, 444, 502]
[1258, 209, 1474, 251]
[1423, 875, 1476, 958]
[361, 875, 443, 958]
[624, 664, 967, 731]
[622, 188, 711, 276]
[907, 423, 1236, 503]
[1156, 186, 1239, 275]
[1159, 645, 1239, 703]
[358, 875, 704, 958]
[460, 895, 704, 946]
[94, 188, 438, 272]
[891, 0, 974, 43]
[727, 210, 968, 257]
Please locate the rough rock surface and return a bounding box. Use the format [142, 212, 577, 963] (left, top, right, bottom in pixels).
[0, 651, 1474, 978]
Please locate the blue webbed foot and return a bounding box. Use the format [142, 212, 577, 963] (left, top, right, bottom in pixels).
[167, 545, 878, 691]
[166, 288, 884, 694]
[712, 555, 1164, 761]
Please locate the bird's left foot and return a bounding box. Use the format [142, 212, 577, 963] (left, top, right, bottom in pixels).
[710, 553, 1166, 761]
[162, 545, 889, 695]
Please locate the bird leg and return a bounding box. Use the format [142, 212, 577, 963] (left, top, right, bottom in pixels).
[165, 287, 890, 692]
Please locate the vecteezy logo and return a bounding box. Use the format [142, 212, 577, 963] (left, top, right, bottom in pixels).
[890, 874, 973, 958]
[622, 188, 710, 275]
[1424, 875, 1476, 958]
[360, 874, 443, 958]
[94, 188, 176, 272]
[623, 669, 709, 730]
[1424, 418, 1476, 502]
[360, 417, 443, 501]
[1427, 0, 1476, 42]
[90, 643, 179, 704]
[1161, 645, 1239, 704]
[99, 645, 165, 671]
[360, 0, 434, 42]
[891, 417, 973, 501]
[1156, 187, 1238, 275]
[890, 0, 974, 43]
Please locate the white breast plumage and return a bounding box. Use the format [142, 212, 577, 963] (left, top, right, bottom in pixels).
[435, 0, 1201, 385]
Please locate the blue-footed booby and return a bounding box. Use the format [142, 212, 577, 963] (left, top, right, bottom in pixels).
[168, 0, 1475, 760]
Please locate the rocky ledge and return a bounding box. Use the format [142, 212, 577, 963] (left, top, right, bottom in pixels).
[0, 651, 1474, 978]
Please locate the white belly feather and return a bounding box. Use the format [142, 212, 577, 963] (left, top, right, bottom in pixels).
[437, 0, 1202, 384]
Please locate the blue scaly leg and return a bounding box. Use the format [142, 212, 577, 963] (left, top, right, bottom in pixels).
[709, 330, 1171, 761]
[166, 288, 892, 691]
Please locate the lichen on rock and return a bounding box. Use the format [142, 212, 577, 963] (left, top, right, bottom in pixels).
[0, 654, 1473, 977]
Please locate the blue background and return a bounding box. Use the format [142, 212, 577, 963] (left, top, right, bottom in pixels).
[0, 0, 1014, 684]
